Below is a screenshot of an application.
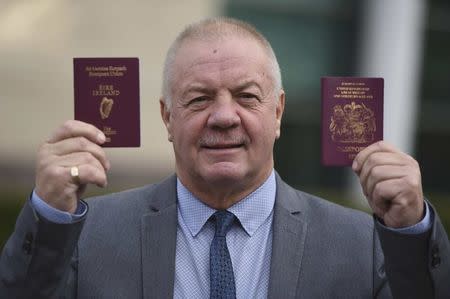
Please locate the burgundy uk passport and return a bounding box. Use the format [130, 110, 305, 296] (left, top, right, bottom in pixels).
[321, 77, 383, 166]
[74, 58, 140, 147]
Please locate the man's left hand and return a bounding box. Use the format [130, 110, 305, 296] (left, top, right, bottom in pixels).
[353, 141, 424, 228]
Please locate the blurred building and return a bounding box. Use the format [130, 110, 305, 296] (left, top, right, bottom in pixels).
[0, 0, 220, 191]
[226, 0, 450, 199]
[0, 0, 449, 198]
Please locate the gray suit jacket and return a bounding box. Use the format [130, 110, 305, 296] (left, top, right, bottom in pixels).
[1, 174, 449, 298]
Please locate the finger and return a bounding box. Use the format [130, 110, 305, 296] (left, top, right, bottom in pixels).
[48, 120, 106, 145]
[364, 165, 409, 197]
[367, 178, 403, 218]
[66, 163, 108, 188]
[353, 141, 398, 173]
[358, 152, 408, 191]
[55, 152, 105, 171]
[371, 177, 424, 227]
[48, 137, 110, 170]
[39, 154, 107, 188]
[370, 178, 403, 211]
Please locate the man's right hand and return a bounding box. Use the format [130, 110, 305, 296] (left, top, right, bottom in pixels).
[35, 120, 110, 213]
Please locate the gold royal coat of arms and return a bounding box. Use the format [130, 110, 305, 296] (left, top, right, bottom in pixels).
[329, 101, 376, 143]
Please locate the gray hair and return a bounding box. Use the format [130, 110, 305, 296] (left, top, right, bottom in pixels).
[162, 17, 282, 108]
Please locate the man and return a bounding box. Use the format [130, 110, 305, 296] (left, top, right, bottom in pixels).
[1, 17, 449, 298]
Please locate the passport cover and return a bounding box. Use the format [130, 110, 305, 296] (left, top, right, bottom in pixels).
[74, 57, 140, 147]
[321, 77, 383, 166]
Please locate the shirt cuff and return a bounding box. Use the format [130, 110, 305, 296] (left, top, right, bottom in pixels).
[378, 200, 433, 235]
[31, 189, 87, 224]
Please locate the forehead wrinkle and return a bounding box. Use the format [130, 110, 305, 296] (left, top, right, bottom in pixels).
[231, 80, 263, 92]
[181, 54, 257, 82]
[182, 56, 267, 84]
[175, 68, 231, 95]
[189, 53, 245, 69]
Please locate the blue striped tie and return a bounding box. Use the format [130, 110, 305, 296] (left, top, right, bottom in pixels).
[210, 210, 236, 299]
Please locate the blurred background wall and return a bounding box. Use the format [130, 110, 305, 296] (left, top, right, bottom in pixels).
[1, 0, 449, 247]
[0, 0, 220, 191]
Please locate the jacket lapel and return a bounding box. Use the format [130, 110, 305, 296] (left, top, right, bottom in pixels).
[141, 175, 178, 299]
[139, 173, 308, 298]
[268, 174, 308, 299]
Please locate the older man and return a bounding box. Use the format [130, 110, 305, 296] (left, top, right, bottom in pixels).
[1, 18, 449, 298]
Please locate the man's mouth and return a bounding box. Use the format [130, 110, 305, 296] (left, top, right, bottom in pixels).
[202, 143, 245, 150]
[199, 133, 248, 150]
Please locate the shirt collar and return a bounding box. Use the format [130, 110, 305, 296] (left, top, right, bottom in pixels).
[177, 170, 276, 237]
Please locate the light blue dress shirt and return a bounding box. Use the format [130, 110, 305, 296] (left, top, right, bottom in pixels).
[173, 171, 276, 298]
[32, 190, 87, 223]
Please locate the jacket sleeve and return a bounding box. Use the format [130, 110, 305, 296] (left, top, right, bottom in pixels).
[375, 204, 450, 299]
[0, 198, 85, 299]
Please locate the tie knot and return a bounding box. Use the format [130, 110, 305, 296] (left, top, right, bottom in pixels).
[212, 210, 235, 237]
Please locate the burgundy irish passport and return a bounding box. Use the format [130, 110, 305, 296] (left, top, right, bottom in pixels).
[321, 77, 383, 166]
[74, 58, 140, 147]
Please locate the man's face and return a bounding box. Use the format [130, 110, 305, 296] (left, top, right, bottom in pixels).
[161, 35, 284, 192]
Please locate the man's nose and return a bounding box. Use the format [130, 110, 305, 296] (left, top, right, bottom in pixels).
[207, 95, 241, 129]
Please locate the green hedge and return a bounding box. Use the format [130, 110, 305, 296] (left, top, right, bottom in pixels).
[1, 191, 27, 249]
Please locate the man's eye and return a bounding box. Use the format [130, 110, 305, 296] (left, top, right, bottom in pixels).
[240, 93, 255, 98]
[189, 97, 208, 105]
[238, 93, 259, 102]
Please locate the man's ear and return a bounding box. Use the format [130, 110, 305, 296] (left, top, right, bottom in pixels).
[160, 98, 173, 142]
[275, 90, 285, 139]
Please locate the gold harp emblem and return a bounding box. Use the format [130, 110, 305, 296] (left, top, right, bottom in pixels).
[100, 97, 114, 120]
[329, 101, 376, 143]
